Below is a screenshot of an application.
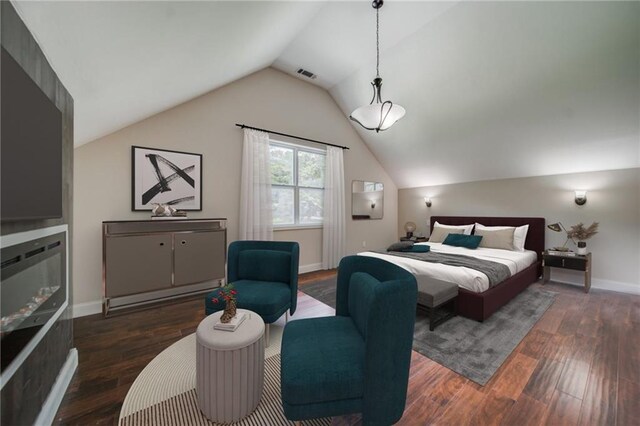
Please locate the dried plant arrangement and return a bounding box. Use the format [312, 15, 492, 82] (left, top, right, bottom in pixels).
[566, 222, 599, 241]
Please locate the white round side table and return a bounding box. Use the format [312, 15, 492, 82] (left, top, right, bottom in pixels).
[196, 309, 265, 423]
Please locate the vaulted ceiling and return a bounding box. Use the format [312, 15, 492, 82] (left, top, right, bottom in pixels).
[13, 1, 639, 188]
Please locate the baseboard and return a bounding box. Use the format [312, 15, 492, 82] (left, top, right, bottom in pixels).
[73, 300, 102, 318]
[299, 263, 323, 274]
[35, 348, 78, 426]
[551, 275, 640, 295]
[74, 265, 325, 318]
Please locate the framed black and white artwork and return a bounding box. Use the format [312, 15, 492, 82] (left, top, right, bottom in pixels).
[131, 146, 202, 211]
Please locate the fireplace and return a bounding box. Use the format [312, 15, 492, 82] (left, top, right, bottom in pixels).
[0, 227, 68, 384]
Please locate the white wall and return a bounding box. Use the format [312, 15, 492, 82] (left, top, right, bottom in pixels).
[73, 67, 397, 314]
[273, 228, 323, 273]
[398, 168, 640, 294]
[331, 2, 640, 189]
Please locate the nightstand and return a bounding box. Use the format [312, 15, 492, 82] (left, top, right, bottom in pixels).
[400, 236, 428, 243]
[542, 251, 592, 293]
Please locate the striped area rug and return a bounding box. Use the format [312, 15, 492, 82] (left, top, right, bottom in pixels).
[119, 327, 329, 426]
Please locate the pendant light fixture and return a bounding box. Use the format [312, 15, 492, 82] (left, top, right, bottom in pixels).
[350, 0, 405, 133]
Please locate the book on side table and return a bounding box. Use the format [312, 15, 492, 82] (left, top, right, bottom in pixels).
[547, 250, 578, 257]
[214, 312, 247, 332]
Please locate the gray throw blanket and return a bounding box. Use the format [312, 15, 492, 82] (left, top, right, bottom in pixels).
[375, 250, 511, 288]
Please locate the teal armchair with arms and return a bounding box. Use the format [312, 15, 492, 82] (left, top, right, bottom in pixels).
[205, 241, 299, 332]
[280, 255, 418, 425]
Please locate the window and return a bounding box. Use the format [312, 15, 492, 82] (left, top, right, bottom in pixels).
[270, 142, 325, 227]
[363, 181, 384, 192]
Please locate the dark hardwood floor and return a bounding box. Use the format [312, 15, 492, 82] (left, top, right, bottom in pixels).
[55, 272, 639, 425]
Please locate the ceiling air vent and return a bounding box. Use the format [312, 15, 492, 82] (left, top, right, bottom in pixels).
[296, 68, 317, 80]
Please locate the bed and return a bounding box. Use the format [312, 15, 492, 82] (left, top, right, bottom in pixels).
[361, 216, 545, 322]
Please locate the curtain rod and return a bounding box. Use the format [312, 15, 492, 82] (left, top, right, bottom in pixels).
[235, 124, 350, 150]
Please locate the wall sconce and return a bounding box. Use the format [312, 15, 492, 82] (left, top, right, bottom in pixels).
[424, 197, 432, 208]
[370, 202, 376, 209]
[574, 190, 587, 206]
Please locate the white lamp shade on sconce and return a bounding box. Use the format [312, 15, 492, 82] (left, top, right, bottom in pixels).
[575, 190, 587, 205]
[424, 197, 432, 207]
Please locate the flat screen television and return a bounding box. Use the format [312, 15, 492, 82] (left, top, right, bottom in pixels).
[1, 46, 63, 221]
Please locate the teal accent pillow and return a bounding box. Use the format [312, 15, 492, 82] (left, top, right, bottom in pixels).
[442, 234, 483, 249]
[401, 245, 430, 253]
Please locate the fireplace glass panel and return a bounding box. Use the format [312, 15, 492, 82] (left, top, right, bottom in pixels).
[1, 232, 66, 372]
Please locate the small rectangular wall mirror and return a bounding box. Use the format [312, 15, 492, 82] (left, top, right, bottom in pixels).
[352, 180, 384, 220]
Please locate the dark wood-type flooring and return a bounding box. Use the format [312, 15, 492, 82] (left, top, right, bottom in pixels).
[55, 271, 640, 425]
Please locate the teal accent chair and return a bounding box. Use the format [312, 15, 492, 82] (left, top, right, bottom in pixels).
[205, 241, 299, 325]
[280, 255, 418, 425]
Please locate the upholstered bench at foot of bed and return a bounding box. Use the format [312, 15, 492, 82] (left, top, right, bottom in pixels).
[417, 279, 458, 331]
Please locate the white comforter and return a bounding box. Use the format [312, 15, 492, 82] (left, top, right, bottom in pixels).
[358, 242, 538, 293]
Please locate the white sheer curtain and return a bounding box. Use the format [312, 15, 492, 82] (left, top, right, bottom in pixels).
[239, 129, 273, 241]
[322, 146, 346, 269]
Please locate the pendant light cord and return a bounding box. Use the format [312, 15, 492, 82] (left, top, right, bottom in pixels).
[376, 7, 380, 78]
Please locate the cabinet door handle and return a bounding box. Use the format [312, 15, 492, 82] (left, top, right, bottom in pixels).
[562, 259, 565, 267]
[159, 242, 165, 246]
[181, 240, 186, 245]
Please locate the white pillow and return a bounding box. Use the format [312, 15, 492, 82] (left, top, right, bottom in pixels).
[434, 221, 474, 236]
[429, 226, 464, 243]
[475, 223, 529, 251]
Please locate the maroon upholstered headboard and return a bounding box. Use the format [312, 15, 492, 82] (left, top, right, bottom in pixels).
[430, 216, 546, 261]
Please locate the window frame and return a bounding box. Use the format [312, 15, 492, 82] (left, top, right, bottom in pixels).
[270, 140, 325, 230]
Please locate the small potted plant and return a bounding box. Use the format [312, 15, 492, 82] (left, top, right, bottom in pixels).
[211, 283, 238, 323]
[567, 222, 599, 255]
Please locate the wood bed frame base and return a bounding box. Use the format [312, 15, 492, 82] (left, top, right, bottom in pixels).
[430, 216, 546, 322]
[456, 262, 540, 322]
